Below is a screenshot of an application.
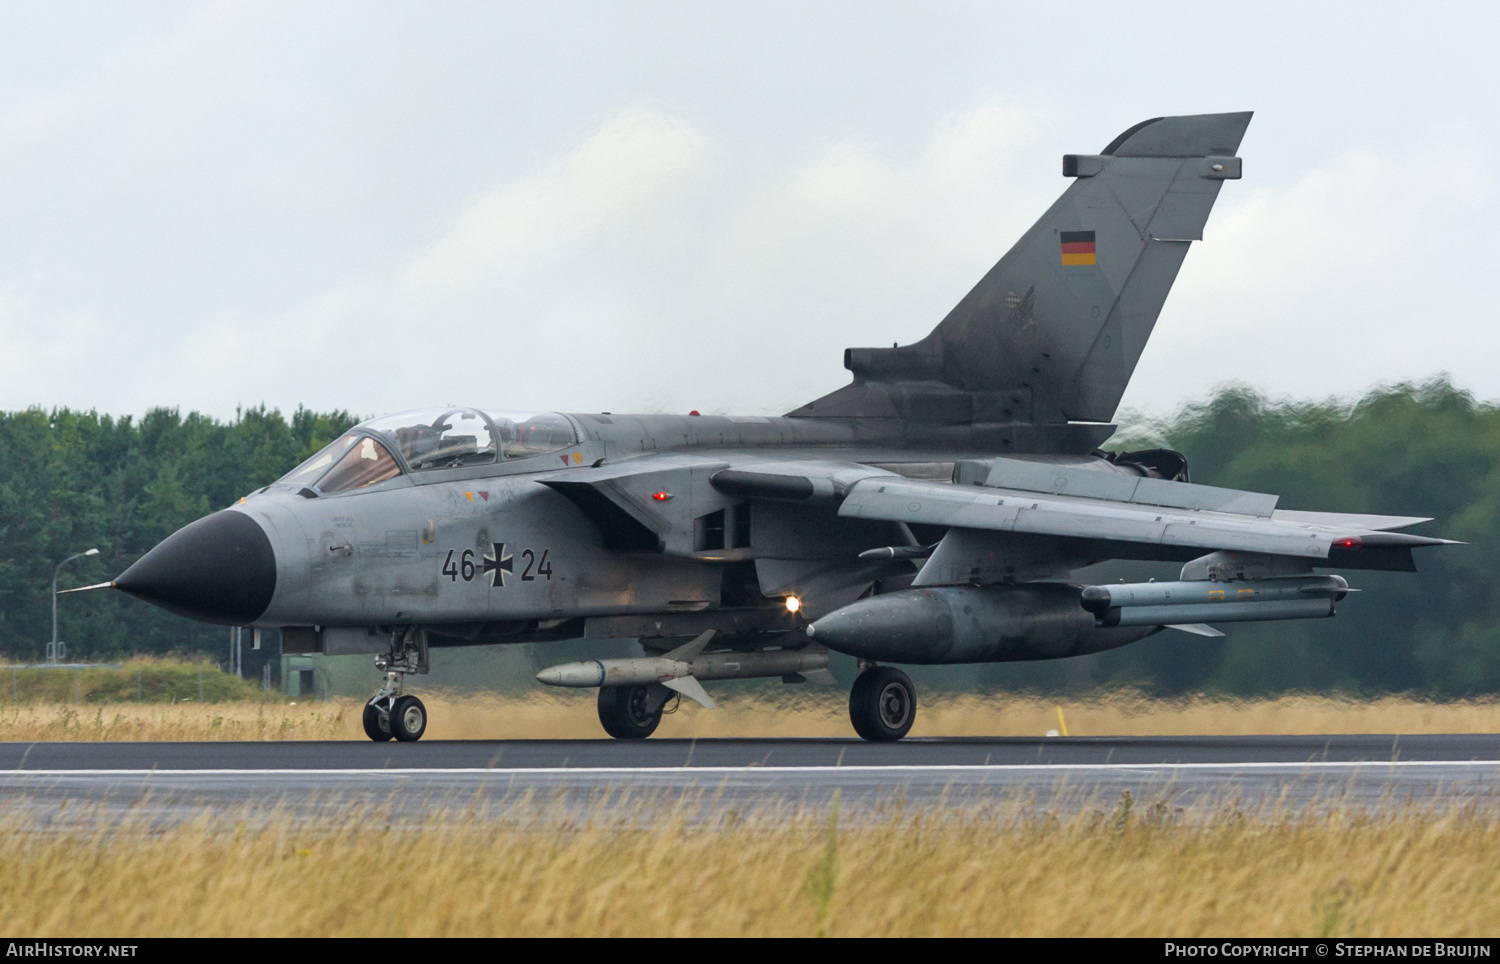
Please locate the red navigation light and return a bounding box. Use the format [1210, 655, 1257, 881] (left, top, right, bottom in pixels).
[1333, 537, 1363, 549]
[652, 491, 671, 501]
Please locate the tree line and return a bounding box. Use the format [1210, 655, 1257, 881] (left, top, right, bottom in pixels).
[974, 378, 1500, 697]
[0, 406, 357, 662]
[0, 381, 1494, 695]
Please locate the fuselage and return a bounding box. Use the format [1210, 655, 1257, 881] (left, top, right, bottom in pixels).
[114, 406, 1130, 639]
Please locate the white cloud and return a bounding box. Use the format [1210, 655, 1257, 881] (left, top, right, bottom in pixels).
[1125, 129, 1500, 415]
[686, 95, 1056, 411]
[5, 4, 1499, 425]
[218, 96, 1060, 419]
[0, 0, 265, 157]
[401, 107, 716, 293]
[262, 93, 1484, 425]
[714, 95, 1049, 299]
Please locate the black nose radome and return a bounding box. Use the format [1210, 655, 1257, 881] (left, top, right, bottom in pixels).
[115, 510, 276, 624]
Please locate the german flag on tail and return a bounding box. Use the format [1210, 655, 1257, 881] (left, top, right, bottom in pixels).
[1060, 230, 1096, 266]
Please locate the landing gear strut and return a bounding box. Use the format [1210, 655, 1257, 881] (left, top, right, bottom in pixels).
[364, 627, 430, 742]
[849, 664, 917, 741]
[597, 682, 673, 739]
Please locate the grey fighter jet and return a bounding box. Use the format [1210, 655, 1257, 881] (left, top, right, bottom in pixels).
[105, 112, 1455, 742]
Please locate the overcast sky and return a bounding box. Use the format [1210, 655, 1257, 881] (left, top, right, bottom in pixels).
[2, 1, 1497, 425]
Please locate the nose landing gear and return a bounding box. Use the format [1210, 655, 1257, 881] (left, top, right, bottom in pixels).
[363, 627, 430, 742]
[390, 694, 427, 741]
[362, 700, 392, 741]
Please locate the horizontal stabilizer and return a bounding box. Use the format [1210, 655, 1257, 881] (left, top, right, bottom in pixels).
[1353, 533, 1461, 548]
[982, 457, 1277, 517]
[1270, 510, 1432, 531]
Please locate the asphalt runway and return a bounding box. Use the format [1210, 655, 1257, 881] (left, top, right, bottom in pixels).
[1, 735, 1499, 827]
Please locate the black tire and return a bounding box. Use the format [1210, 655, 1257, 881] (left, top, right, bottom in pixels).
[390, 694, 427, 742]
[849, 666, 917, 742]
[362, 701, 393, 742]
[597, 684, 662, 739]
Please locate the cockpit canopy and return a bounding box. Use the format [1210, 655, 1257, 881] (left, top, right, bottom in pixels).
[277, 409, 576, 493]
[366, 409, 576, 468]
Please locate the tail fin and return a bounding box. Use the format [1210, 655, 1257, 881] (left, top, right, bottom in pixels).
[790, 111, 1251, 427]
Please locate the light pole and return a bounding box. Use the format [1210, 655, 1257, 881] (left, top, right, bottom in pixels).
[49, 548, 99, 665]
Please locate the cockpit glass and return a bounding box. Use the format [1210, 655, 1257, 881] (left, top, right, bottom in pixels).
[361, 409, 575, 467]
[484, 411, 577, 460]
[317, 436, 402, 492]
[279, 434, 360, 487]
[363, 409, 498, 471]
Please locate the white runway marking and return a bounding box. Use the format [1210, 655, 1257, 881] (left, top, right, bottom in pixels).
[5, 759, 1500, 778]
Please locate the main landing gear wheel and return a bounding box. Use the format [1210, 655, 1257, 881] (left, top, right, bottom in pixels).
[362, 702, 392, 742]
[849, 666, 917, 742]
[598, 684, 662, 739]
[391, 694, 427, 742]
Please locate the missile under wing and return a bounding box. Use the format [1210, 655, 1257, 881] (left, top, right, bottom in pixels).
[105, 111, 1456, 742]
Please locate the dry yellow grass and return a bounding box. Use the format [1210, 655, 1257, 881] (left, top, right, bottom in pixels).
[2, 691, 1496, 936]
[0, 690, 1497, 741]
[3, 799, 1498, 936]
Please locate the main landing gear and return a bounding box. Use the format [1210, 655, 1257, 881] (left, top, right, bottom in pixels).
[597, 682, 674, 740]
[363, 627, 430, 742]
[849, 662, 916, 741]
[591, 664, 918, 741]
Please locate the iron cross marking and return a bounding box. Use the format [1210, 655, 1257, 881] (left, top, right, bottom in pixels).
[481, 543, 513, 588]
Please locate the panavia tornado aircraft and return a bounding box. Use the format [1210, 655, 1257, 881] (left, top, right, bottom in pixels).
[102, 111, 1454, 742]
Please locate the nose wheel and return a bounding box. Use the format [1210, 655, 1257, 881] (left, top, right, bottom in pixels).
[390, 695, 427, 741]
[363, 692, 428, 742]
[849, 665, 917, 741]
[362, 701, 392, 741]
